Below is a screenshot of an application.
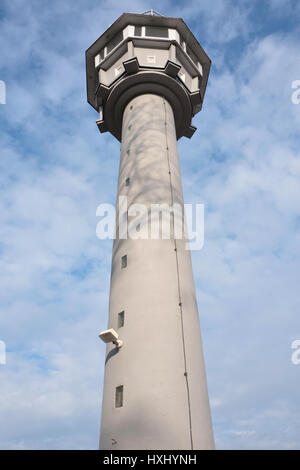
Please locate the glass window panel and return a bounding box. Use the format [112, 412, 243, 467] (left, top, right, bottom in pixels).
[134, 25, 142, 36]
[145, 26, 168, 38]
[186, 46, 198, 66]
[106, 30, 124, 54]
[118, 311, 125, 328]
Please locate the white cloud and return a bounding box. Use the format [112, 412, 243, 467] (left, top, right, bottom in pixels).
[0, 0, 300, 450]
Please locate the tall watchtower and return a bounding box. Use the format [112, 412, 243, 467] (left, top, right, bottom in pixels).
[86, 11, 214, 450]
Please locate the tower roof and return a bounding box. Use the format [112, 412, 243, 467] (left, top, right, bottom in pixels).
[85, 12, 211, 140]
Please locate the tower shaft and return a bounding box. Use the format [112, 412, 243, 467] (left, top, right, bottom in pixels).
[100, 94, 214, 450]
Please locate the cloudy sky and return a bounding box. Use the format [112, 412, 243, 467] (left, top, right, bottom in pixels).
[0, 0, 300, 450]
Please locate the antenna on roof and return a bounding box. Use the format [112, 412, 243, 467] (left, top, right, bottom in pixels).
[142, 9, 164, 16]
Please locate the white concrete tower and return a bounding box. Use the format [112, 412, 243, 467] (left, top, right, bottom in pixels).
[85, 11, 214, 450]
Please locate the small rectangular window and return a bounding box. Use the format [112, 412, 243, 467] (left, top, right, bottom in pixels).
[134, 25, 142, 36]
[121, 255, 127, 269]
[125, 177, 130, 186]
[118, 311, 125, 328]
[115, 385, 123, 408]
[145, 26, 168, 38]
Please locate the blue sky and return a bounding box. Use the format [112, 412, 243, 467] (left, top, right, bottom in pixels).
[0, 0, 300, 449]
